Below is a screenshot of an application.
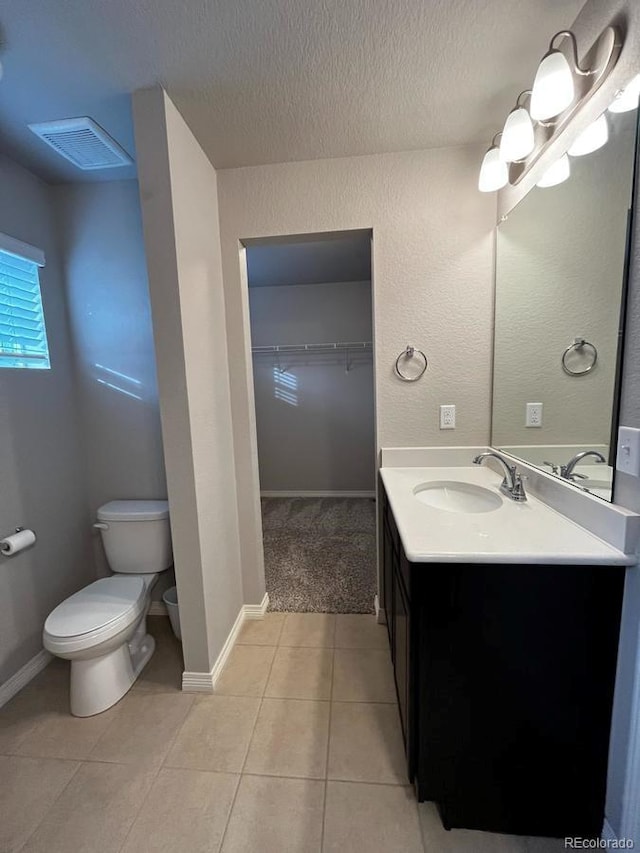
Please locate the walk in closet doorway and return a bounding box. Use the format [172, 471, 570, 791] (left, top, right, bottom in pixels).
[245, 231, 376, 613]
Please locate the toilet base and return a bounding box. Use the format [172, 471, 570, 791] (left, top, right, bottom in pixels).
[70, 633, 156, 717]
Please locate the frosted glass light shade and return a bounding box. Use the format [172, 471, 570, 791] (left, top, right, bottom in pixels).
[568, 114, 608, 156]
[536, 154, 570, 188]
[530, 51, 575, 120]
[478, 147, 508, 192]
[608, 73, 640, 114]
[500, 107, 535, 162]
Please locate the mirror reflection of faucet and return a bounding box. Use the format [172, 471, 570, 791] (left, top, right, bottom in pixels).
[560, 450, 606, 481]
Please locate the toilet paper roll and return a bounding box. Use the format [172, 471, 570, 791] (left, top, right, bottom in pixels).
[0, 529, 36, 556]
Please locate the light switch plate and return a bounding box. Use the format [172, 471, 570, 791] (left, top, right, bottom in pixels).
[617, 426, 640, 477]
[439, 404, 456, 430]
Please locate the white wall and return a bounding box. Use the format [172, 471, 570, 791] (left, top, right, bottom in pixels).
[218, 146, 496, 605]
[0, 153, 93, 683]
[249, 279, 375, 492]
[133, 87, 245, 675]
[54, 181, 168, 583]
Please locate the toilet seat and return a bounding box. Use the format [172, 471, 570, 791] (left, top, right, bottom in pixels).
[43, 576, 147, 654]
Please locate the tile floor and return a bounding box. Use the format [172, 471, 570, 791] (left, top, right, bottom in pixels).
[0, 614, 565, 852]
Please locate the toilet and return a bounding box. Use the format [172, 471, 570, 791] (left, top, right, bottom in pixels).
[43, 500, 172, 717]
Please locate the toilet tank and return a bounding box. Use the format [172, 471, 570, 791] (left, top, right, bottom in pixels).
[96, 500, 172, 574]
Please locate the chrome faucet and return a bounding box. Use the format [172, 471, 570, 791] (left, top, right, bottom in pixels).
[560, 450, 606, 481]
[472, 452, 527, 502]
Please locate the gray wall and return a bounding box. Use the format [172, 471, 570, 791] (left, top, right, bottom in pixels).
[609, 105, 640, 842]
[0, 153, 93, 683]
[54, 181, 167, 581]
[249, 280, 375, 493]
[133, 87, 245, 675]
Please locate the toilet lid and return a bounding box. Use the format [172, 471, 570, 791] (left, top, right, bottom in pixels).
[45, 576, 146, 638]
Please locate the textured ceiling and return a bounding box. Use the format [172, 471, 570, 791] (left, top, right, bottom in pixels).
[0, 0, 585, 182]
[246, 233, 371, 287]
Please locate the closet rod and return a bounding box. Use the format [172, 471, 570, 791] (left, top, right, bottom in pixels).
[251, 341, 372, 354]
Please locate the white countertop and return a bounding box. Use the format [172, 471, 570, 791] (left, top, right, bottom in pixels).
[380, 465, 637, 566]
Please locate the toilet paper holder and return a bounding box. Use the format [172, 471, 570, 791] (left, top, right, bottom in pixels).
[1, 527, 37, 557]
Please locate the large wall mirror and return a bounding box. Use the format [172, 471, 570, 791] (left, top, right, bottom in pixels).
[492, 106, 639, 502]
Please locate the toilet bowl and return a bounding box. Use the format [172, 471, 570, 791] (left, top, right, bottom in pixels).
[43, 500, 172, 717]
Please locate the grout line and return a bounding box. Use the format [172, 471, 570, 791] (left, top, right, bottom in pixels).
[236, 772, 412, 789]
[213, 693, 332, 704]
[114, 694, 196, 853]
[320, 646, 336, 852]
[14, 758, 84, 852]
[274, 613, 286, 645]
[325, 773, 405, 786]
[216, 631, 281, 852]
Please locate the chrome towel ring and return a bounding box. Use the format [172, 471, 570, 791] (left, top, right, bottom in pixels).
[395, 345, 428, 382]
[562, 338, 598, 376]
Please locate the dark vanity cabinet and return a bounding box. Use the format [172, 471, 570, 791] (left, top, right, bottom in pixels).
[381, 479, 625, 839]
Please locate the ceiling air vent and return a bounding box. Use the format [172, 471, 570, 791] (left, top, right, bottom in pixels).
[28, 117, 133, 170]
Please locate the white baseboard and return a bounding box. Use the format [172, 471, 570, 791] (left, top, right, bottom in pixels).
[243, 593, 269, 620]
[181, 594, 269, 693]
[0, 649, 52, 708]
[374, 594, 386, 625]
[181, 670, 219, 692]
[148, 601, 168, 616]
[261, 490, 376, 498]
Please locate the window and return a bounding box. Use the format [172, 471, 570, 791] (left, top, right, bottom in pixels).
[0, 234, 50, 370]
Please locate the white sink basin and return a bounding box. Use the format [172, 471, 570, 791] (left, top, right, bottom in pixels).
[413, 481, 503, 514]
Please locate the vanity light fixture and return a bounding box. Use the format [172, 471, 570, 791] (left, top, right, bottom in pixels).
[568, 113, 609, 157]
[478, 134, 508, 192]
[536, 153, 570, 188]
[478, 26, 621, 191]
[530, 31, 589, 121]
[608, 73, 640, 114]
[499, 92, 535, 162]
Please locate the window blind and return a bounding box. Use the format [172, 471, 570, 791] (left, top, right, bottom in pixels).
[0, 248, 50, 369]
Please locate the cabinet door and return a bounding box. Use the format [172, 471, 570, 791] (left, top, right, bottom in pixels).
[392, 566, 410, 754]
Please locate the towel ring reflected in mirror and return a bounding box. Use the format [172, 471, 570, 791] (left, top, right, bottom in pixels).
[395, 345, 428, 382]
[562, 338, 598, 376]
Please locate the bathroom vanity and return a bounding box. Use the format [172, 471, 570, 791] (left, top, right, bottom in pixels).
[380, 463, 636, 839]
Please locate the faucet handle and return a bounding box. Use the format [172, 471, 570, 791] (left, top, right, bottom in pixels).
[511, 473, 528, 501]
[543, 461, 559, 475]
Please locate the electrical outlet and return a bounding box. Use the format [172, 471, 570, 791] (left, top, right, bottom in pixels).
[526, 403, 543, 428]
[440, 404, 456, 430]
